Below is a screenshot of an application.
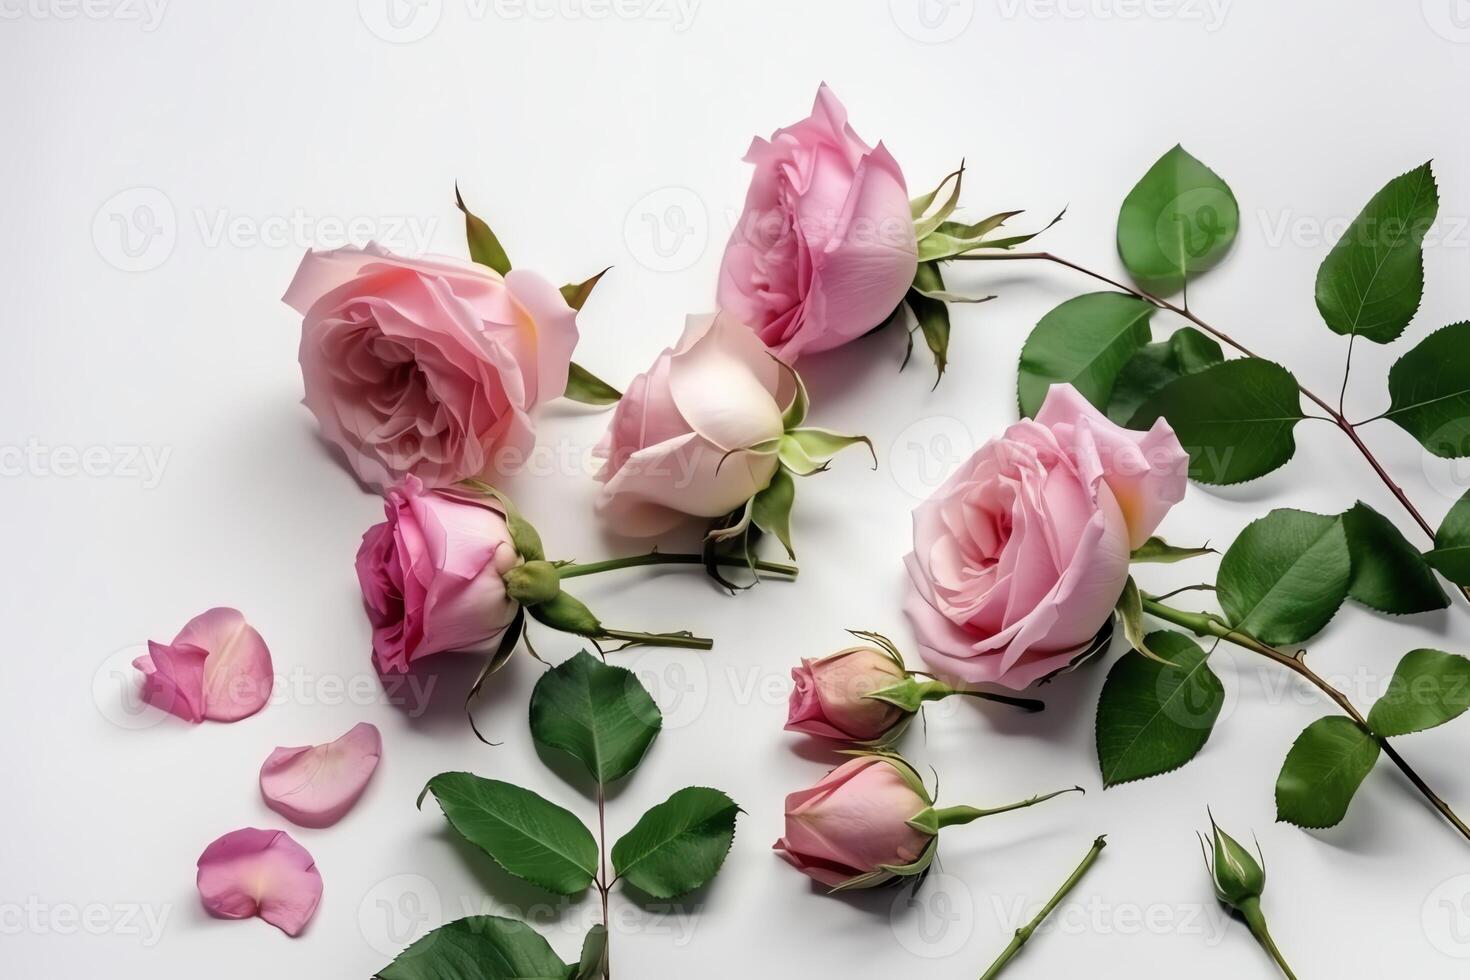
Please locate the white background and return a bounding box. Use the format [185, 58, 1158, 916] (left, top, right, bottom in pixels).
[7, 1, 1470, 976]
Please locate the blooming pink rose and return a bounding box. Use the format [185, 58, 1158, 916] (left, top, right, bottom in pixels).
[718, 84, 918, 360]
[355, 476, 521, 674]
[905, 384, 1188, 690]
[774, 756, 932, 888]
[285, 243, 578, 490]
[786, 647, 907, 743]
[593, 313, 794, 536]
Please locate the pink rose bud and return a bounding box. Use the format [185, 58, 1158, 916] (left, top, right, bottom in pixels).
[786, 646, 909, 743]
[718, 84, 918, 360]
[775, 755, 1082, 891]
[355, 476, 521, 675]
[285, 243, 578, 490]
[905, 384, 1188, 690]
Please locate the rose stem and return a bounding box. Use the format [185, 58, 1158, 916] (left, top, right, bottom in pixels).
[917, 681, 1046, 713]
[932, 786, 1085, 828]
[959, 250, 1470, 604]
[1238, 897, 1299, 980]
[598, 628, 714, 651]
[596, 781, 612, 980]
[979, 835, 1108, 980]
[558, 551, 798, 580]
[1141, 594, 1470, 843]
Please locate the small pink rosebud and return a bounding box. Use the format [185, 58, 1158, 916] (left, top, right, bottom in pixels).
[786, 646, 908, 743]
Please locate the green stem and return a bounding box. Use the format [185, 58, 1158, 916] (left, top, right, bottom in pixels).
[1141, 595, 1470, 844]
[1240, 899, 1298, 980]
[934, 786, 1084, 829]
[558, 551, 797, 580]
[915, 680, 1045, 713]
[979, 836, 1108, 980]
[598, 628, 713, 651]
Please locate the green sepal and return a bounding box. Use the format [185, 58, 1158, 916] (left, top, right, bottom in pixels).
[465, 607, 527, 744]
[1131, 537, 1214, 563]
[910, 164, 964, 226]
[528, 590, 603, 638]
[560, 267, 609, 311]
[908, 261, 951, 384]
[750, 467, 797, 559]
[503, 560, 562, 605]
[459, 480, 545, 561]
[779, 428, 876, 476]
[564, 362, 622, 406]
[773, 356, 810, 429]
[454, 183, 512, 276]
[1116, 576, 1172, 664]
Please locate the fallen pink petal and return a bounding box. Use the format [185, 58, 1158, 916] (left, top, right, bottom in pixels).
[196, 828, 323, 937]
[132, 640, 208, 723]
[260, 722, 383, 828]
[133, 608, 274, 723]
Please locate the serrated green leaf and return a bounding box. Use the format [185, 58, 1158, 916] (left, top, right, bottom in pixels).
[1217, 509, 1351, 645]
[1095, 631, 1223, 786]
[1367, 649, 1470, 737]
[573, 926, 607, 980]
[610, 787, 740, 899]
[909, 262, 951, 383]
[1107, 327, 1224, 425]
[1426, 488, 1470, 585]
[1384, 321, 1470, 458]
[419, 773, 598, 896]
[750, 466, 796, 559]
[1316, 163, 1437, 343]
[1017, 292, 1155, 418]
[563, 362, 622, 407]
[1130, 358, 1303, 485]
[1275, 716, 1380, 829]
[375, 915, 572, 980]
[1340, 502, 1448, 614]
[529, 651, 662, 786]
[454, 185, 512, 276]
[1117, 145, 1239, 296]
[1130, 536, 1213, 564]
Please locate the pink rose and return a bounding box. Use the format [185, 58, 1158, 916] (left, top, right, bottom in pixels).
[905, 384, 1188, 690]
[593, 313, 794, 536]
[786, 647, 907, 743]
[355, 476, 521, 674]
[285, 243, 578, 490]
[718, 84, 918, 360]
[774, 756, 933, 889]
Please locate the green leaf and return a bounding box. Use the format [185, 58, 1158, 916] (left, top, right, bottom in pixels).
[1117, 145, 1239, 295]
[1095, 631, 1224, 787]
[1426, 488, 1470, 585]
[1017, 292, 1155, 418]
[563, 362, 622, 407]
[1367, 649, 1470, 737]
[454, 185, 512, 276]
[1315, 163, 1437, 343]
[376, 915, 572, 980]
[1384, 321, 1470, 459]
[1130, 358, 1303, 485]
[908, 262, 951, 383]
[418, 773, 598, 895]
[573, 926, 607, 980]
[560, 268, 609, 311]
[1216, 509, 1352, 645]
[1107, 327, 1224, 426]
[610, 787, 740, 899]
[1275, 716, 1380, 829]
[529, 651, 662, 785]
[1130, 536, 1213, 564]
[1340, 502, 1448, 614]
[750, 467, 796, 559]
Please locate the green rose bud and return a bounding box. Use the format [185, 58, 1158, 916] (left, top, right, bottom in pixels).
[503, 560, 562, 606]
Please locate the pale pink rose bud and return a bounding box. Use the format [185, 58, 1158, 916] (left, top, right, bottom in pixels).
[719, 84, 918, 360]
[285, 243, 578, 490]
[786, 647, 908, 743]
[355, 476, 521, 675]
[905, 384, 1188, 690]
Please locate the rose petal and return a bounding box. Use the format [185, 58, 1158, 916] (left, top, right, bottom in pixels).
[667, 314, 785, 452]
[260, 722, 383, 829]
[196, 828, 323, 937]
[174, 608, 274, 722]
[132, 641, 208, 723]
